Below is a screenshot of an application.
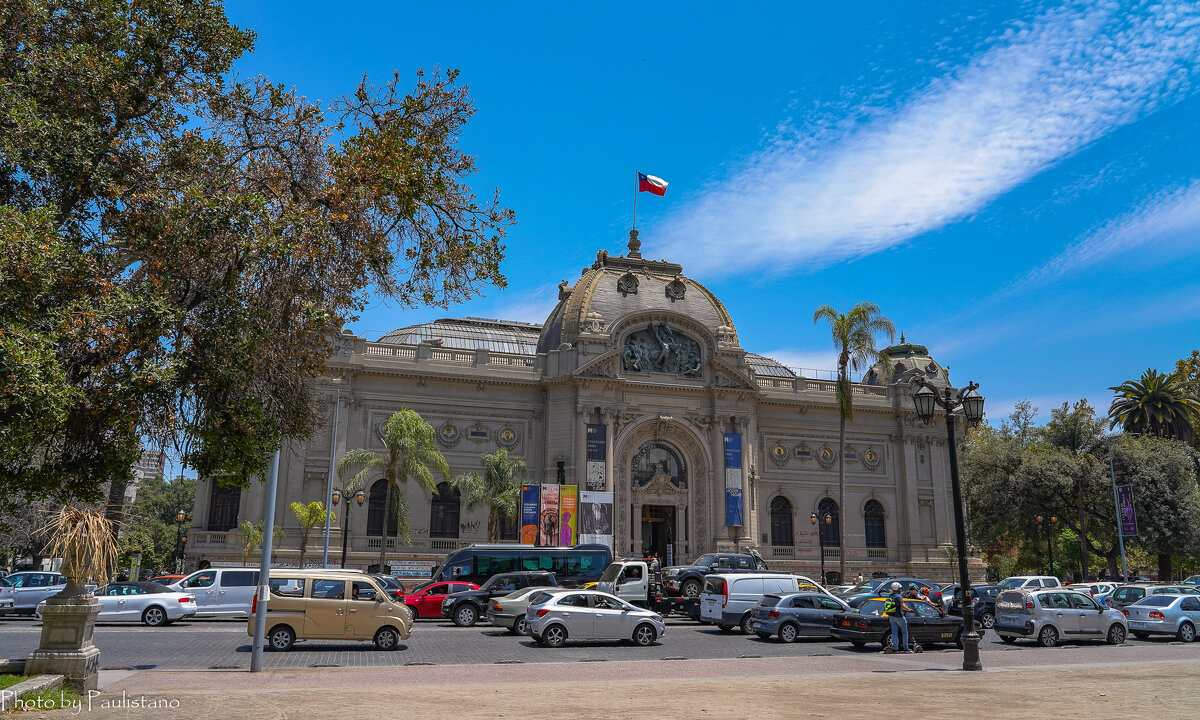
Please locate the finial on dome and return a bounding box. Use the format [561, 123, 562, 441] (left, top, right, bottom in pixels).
[627, 229, 642, 258]
[900, 330, 906, 344]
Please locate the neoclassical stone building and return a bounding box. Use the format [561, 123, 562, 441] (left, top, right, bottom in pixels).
[186, 235, 981, 582]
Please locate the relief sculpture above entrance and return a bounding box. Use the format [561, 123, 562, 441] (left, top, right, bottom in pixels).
[622, 322, 702, 377]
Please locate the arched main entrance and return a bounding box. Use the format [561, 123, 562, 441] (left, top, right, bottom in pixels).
[631, 440, 687, 563]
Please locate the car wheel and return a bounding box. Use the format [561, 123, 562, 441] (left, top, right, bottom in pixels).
[1000, 635, 1017, 644]
[454, 604, 478, 627]
[779, 623, 799, 643]
[541, 624, 567, 648]
[1037, 625, 1058, 648]
[717, 624, 733, 632]
[514, 616, 530, 635]
[633, 623, 657, 646]
[1177, 622, 1195, 643]
[1133, 630, 1150, 640]
[141, 606, 167, 627]
[882, 629, 893, 649]
[680, 579, 701, 598]
[374, 626, 400, 651]
[740, 614, 755, 635]
[268, 624, 295, 651]
[979, 611, 995, 629]
[406, 605, 419, 620]
[1107, 624, 1127, 645]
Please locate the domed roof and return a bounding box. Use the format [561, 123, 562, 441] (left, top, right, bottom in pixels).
[863, 333, 950, 387]
[380, 317, 540, 355]
[538, 233, 738, 353]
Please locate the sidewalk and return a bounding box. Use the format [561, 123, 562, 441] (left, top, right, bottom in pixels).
[38, 651, 1200, 719]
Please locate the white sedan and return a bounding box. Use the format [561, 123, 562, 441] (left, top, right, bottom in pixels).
[38, 582, 197, 626]
[526, 589, 666, 648]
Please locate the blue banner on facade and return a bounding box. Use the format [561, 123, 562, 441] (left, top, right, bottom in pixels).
[520, 484, 539, 544]
[723, 433, 743, 527]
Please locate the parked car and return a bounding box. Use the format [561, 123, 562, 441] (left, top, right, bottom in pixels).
[660, 550, 768, 598]
[749, 592, 851, 642]
[168, 567, 260, 617]
[699, 573, 822, 634]
[372, 574, 407, 600]
[1183, 575, 1200, 586]
[401, 580, 479, 619]
[1108, 583, 1200, 612]
[442, 571, 557, 627]
[248, 570, 411, 651]
[37, 582, 197, 626]
[527, 589, 666, 647]
[946, 584, 1001, 628]
[0, 572, 67, 616]
[996, 576, 1062, 590]
[1124, 594, 1200, 642]
[487, 585, 557, 634]
[1067, 582, 1117, 605]
[830, 596, 973, 649]
[994, 587, 1127, 647]
[149, 575, 187, 586]
[826, 585, 854, 596]
[841, 578, 941, 609]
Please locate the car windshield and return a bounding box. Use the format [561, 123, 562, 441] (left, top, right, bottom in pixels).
[692, 554, 718, 567]
[997, 578, 1027, 589]
[845, 581, 882, 595]
[479, 576, 505, 591]
[0, 577, 10, 587]
[408, 580, 437, 594]
[599, 564, 623, 583]
[1134, 596, 1176, 607]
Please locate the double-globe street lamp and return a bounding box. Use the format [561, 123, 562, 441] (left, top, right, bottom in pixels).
[331, 486, 367, 568]
[810, 512, 832, 586]
[1036, 513, 1058, 578]
[173, 510, 188, 575]
[912, 376, 985, 672]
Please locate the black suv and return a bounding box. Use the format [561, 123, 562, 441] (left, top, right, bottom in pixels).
[440, 571, 557, 627]
[661, 551, 768, 598]
[946, 584, 1001, 628]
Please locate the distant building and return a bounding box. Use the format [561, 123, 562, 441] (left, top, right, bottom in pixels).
[126, 449, 166, 504]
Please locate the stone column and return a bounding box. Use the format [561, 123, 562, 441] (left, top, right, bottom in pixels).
[632, 501, 643, 557]
[575, 405, 588, 486]
[603, 409, 616, 492]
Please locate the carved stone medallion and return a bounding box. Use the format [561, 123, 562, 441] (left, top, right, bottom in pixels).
[665, 277, 686, 302]
[817, 445, 837, 468]
[498, 426, 518, 448]
[617, 272, 639, 296]
[769, 443, 789, 466]
[863, 447, 881, 469]
[437, 422, 460, 448]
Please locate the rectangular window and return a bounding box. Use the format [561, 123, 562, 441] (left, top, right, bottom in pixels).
[311, 579, 345, 599]
[269, 578, 305, 597]
[223, 571, 257, 587]
[475, 551, 519, 578]
[207, 484, 242, 532]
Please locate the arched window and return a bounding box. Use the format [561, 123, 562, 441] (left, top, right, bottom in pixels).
[769, 496, 793, 546]
[430, 482, 461, 538]
[865, 500, 886, 548]
[817, 498, 839, 547]
[207, 483, 241, 532]
[366, 480, 397, 537]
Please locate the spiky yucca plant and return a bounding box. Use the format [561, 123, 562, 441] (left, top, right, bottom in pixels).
[40, 506, 117, 596]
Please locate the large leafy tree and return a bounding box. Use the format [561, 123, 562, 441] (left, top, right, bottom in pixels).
[450, 448, 528, 543]
[813, 302, 894, 581]
[1108, 369, 1200, 445]
[0, 0, 514, 516]
[355, 409, 449, 571]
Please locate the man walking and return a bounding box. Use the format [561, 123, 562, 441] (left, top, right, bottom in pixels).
[883, 582, 910, 653]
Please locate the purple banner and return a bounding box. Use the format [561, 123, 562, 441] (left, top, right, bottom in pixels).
[1117, 486, 1137, 536]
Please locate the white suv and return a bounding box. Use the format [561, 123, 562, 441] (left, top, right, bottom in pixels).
[997, 576, 1061, 590]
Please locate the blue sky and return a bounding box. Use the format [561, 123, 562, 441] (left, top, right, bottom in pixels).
[228, 1, 1200, 424]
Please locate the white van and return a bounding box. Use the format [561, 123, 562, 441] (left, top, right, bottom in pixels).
[168, 568, 260, 617]
[700, 573, 824, 634]
[997, 576, 1062, 590]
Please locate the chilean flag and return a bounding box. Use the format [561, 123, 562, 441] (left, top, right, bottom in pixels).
[638, 172, 668, 196]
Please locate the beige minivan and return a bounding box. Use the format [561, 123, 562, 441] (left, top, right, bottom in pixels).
[246, 570, 412, 651]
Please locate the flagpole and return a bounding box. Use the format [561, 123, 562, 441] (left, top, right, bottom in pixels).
[633, 170, 637, 231]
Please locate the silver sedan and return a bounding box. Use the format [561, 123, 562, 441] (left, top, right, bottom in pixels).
[527, 589, 666, 648]
[1125, 594, 1200, 642]
[38, 582, 198, 626]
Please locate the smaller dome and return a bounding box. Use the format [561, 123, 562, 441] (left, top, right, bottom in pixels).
[864, 337, 949, 386]
[745, 353, 796, 379]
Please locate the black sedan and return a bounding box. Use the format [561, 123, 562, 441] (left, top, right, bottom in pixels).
[831, 597, 974, 649]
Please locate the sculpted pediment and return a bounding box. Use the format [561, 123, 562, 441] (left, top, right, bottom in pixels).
[708, 356, 759, 391]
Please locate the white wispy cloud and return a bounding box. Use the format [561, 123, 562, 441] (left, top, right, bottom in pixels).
[655, 2, 1200, 274]
[1018, 179, 1200, 289]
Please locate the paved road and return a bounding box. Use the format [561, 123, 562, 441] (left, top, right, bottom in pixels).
[3, 614, 1195, 671]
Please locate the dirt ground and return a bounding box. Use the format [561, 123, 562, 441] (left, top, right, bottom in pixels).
[26, 658, 1200, 720]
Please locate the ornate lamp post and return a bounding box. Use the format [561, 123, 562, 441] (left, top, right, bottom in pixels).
[1036, 513, 1058, 578]
[810, 512, 833, 585]
[173, 510, 187, 575]
[332, 486, 367, 568]
[911, 377, 985, 671]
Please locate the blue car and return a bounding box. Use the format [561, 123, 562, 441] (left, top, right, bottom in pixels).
[748, 591, 851, 642]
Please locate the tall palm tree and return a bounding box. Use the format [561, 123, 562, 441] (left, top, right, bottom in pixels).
[370, 409, 450, 571]
[813, 302, 895, 582]
[450, 448, 528, 542]
[1108, 369, 1200, 444]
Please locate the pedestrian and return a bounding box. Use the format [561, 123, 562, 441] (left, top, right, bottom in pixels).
[905, 583, 920, 600]
[883, 582, 910, 654]
[854, 573, 864, 585]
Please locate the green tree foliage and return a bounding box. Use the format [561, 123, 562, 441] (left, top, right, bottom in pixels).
[0, 0, 515, 513]
[450, 448, 528, 542]
[1108, 369, 1200, 445]
[289, 500, 332, 569]
[114, 475, 196, 574]
[238, 520, 284, 567]
[812, 302, 894, 581]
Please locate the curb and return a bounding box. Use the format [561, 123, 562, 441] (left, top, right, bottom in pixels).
[2, 674, 64, 703]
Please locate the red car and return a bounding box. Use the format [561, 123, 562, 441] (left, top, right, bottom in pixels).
[403, 580, 479, 619]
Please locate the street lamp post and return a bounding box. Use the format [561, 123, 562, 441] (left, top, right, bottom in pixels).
[911, 376, 985, 672]
[173, 510, 187, 575]
[321, 378, 343, 567]
[332, 486, 367, 569]
[810, 512, 833, 585]
[1036, 513, 1058, 578]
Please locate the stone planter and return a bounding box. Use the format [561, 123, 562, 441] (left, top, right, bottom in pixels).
[24, 590, 102, 692]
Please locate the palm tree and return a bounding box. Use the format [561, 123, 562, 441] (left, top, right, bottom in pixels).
[813, 302, 895, 582]
[289, 501, 332, 569]
[450, 448, 528, 542]
[1108, 369, 1200, 444]
[238, 520, 284, 566]
[370, 409, 450, 571]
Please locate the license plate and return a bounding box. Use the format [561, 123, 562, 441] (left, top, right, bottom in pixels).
[999, 616, 1016, 624]
[1130, 621, 1149, 628]
[841, 620, 851, 626]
